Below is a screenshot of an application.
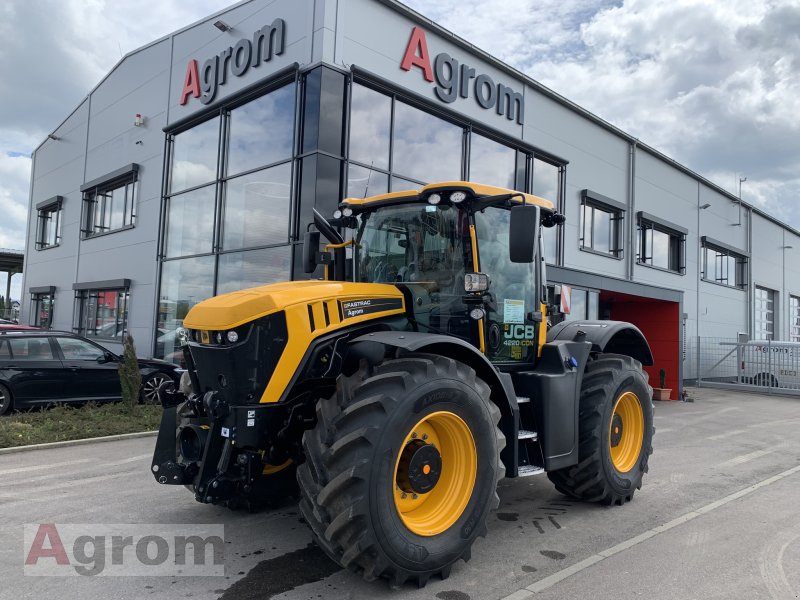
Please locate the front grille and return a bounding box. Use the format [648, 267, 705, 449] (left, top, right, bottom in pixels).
[188, 311, 288, 405]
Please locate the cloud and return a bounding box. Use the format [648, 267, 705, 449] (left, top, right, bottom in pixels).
[404, 0, 800, 229]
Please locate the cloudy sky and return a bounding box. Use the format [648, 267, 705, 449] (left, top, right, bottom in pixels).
[1, 0, 798, 301]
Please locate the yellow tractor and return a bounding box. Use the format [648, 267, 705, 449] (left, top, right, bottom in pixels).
[152, 181, 654, 586]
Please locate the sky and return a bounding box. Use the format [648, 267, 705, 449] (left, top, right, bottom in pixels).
[1, 0, 798, 302]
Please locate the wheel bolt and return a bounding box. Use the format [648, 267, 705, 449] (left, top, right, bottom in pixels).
[411, 432, 418, 439]
[412, 493, 418, 500]
[401, 493, 407, 499]
[421, 434, 428, 441]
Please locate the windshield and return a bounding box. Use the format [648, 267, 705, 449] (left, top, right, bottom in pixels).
[354, 204, 471, 290]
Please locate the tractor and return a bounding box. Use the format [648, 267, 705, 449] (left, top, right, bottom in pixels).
[151, 181, 655, 586]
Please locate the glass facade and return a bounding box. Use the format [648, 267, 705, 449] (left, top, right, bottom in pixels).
[156, 74, 566, 361]
[345, 81, 565, 262]
[790, 295, 800, 342]
[158, 81, 298, 361]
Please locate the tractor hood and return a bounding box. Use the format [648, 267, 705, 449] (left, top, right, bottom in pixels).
[183, 280, 404, 331]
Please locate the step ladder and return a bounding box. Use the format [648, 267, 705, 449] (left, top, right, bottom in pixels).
[516, 397, 545, 477]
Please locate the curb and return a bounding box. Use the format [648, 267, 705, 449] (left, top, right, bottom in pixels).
[0, 430, 158, 455]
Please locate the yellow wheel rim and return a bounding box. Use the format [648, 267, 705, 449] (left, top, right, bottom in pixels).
[609, 391, 644, 473]
[262, 458, 293, 476]
[393, 411, 477, 537]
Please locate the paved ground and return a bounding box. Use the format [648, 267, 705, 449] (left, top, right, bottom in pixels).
[2, 387, 799, 600]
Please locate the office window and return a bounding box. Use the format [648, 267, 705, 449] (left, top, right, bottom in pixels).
[701, 238, 747, 288]
[754, 286, 775, 341]
[36, 199, 62, 249]
[637, 214, 686, 274]
[790, 295, 800, 342]
[580, 190, 624, 258]
[83, 173, 137, 236]
[532, 158, 562, 265]
[74, 287, 130, 339]
[469, 133, 517, 189]
[29, 292, 54, 329]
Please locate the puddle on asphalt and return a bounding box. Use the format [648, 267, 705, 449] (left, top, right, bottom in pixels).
[436, 591, 470, 600]
[218, 543, 340, 600]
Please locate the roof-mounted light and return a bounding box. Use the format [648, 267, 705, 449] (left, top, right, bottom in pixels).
[428, 193, 442, 205]
[342, 207, 354, 217]
[333, 209, 343, 219]
[449, 191, 467, 203]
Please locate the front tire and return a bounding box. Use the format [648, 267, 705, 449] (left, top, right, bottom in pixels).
[296, 354, 504, 586]
[548, 354, 654, 505]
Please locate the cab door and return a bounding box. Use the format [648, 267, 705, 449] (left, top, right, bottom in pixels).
[473, 207, 542, 364]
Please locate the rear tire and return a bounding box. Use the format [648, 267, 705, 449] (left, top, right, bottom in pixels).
[0, 383, 12, 416]
[296, 354, 505, 586]
[547, 354, 654, 506]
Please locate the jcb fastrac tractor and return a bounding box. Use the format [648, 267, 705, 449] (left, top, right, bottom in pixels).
[152, 181, 655, 586]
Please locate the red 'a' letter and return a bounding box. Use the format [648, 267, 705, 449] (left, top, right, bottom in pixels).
[180, 59, 201, 105]
[400, 27, 434, 82]
[25, 524, 69, 566]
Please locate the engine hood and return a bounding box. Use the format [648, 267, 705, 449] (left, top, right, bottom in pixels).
[183, 280, 404, 330]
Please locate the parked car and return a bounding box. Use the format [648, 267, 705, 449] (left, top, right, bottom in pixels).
[0, 319, 38, 331]
[0, 330, 181, 415]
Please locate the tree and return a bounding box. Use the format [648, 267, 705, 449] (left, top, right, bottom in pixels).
[119, 335, 142, 413]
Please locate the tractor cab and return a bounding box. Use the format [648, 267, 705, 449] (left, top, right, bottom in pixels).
[304, 182, 563, 365]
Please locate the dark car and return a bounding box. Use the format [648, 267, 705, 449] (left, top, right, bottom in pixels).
[0, 330, 181, 415]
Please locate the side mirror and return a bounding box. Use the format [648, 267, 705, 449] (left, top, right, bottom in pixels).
[509, 204, 540, 263]
[303, 231, 321, 274]
[96, 352, 114, 364]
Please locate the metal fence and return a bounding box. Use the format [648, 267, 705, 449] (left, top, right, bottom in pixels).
[695, 336, 800, 396]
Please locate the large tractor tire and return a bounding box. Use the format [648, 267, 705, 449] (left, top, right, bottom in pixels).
[296, 354, 505, 586]
[548, 354, 654, 506]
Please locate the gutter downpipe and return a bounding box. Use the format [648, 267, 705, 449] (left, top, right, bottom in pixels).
[627, 139, 638, 280]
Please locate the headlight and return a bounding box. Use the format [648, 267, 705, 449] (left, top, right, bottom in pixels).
[342, 207, 354, 217]
[469, 307, 486, 320]
[428, 193, 442, 205]
[226, 330, 239, 343]
[450, 191, 467, 203]
[333, 209, 343, 219]
[464, 272, 490, 292]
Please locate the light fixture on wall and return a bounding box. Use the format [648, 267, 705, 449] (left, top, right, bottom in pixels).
[700, 203, 711, 210]
[134, 113, 144, 127]
[47, 134, 60, 141]
[213, 20, 232, 32]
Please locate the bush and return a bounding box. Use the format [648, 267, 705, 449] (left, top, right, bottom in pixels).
[119, 335, 142, 413]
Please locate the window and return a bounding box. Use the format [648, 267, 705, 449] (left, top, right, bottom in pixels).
[159, 82, 297, 362]
[790, 295, 800, 342]
[73, 281, 130, 339]
[579, 190, 624, 258]
[35, 197, 62, 249]
[6, 338, 56, 361]
[562, 288, 600, 321]
[346, 82, 566, 264]
[55, 337, 106, 361]
[701, 237, 747, 289]
[754, 286, 775, 341]
[29, 288, 55, 329]
[82, 165, 138, 237]
[636, 212, 687, 274]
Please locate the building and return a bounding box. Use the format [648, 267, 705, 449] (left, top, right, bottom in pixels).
[21, 0, 800, 398]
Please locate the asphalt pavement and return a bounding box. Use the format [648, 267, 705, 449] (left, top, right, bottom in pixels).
[1, 386, 799, 600]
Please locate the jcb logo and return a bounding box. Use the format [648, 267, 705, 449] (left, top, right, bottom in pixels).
[505, 325, 536, 339]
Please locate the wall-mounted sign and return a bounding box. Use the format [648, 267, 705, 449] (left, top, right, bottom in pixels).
[400, 27, 525, 125]
[180, 18, 286, 106]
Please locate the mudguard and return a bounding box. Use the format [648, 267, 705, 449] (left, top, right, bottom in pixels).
[547, 320, 654, 366]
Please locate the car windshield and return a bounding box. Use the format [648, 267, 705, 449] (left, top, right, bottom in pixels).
[353, 203, 471, 287]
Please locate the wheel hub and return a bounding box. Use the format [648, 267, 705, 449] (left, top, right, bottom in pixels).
[610, 414, 623, 447]
[396, 439, 442, 494]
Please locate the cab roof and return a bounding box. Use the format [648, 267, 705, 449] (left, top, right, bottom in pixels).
[341, 181, 555, 212]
